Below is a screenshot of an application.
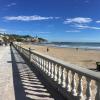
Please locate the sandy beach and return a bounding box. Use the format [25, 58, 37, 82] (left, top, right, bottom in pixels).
[21, 44, 100, 69]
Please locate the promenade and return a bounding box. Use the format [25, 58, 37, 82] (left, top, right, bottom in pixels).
[0, 46, 15, 100]
[0, 46, 65, 100]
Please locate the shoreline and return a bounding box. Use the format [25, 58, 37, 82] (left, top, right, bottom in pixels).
[31, 43, 100, 51]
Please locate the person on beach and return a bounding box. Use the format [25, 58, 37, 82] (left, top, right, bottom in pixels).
[47, 47, 49, 52]
[76, 48, 78, 51]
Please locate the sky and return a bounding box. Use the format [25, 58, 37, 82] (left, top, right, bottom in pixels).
[0, 0, 100, 42]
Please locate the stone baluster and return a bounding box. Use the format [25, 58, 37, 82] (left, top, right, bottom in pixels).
[38, 56, 40, 66]
[86, 77, 91, 100]
[72, 73, 78, 96]
[67, 70, 72, 92]
[47, 60, 49, 74]
[42, 59, 44, 70]
[51, 63, 54, 78]
[44, 59, 46, 72]
[36, 56, 38, 63]
[58, 66, 61, 84]
[89, 80, 97, 100]
[41, 58, 43, 70]
[78, 75, 86, 100]
[34, 55, 36, 63]
[77, 74, 82, 99]
[45, 60, 48, 74]
[95, 81, 100, 100]
[54, 64, 58, 81]
[60, 66, 63, 85]
[40, 58, 42, 68]
[50, 62, 52, 77]
[71, 71, 75, 94]
[86, 78, 97, 100]
[39, 58, 41, 68]
[49, 62, 52, 77]
[50, 62, 52, 76]
[38, 57, 40, 66]
[61, 67, 66, 88]
[42, 59, 44, 71]
[36, 56, 39, 66]
[37, 56, 39, 65]
[48, 61, 51, 76]
[65, 69, 68, 89]
[45, 60, 47, 73]
[34, 55, 36, 62]
[43, 59, 46, 72]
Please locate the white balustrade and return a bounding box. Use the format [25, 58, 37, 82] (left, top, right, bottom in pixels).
[14, 44, 100, 100]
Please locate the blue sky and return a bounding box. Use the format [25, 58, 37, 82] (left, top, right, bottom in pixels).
[0, 0, 100, 42]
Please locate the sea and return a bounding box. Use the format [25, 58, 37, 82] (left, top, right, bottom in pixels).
[33, 42, 100, 50]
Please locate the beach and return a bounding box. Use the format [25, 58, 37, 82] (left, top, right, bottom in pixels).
[21, 44, 100, 69]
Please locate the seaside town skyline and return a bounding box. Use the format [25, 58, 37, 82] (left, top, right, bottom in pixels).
[0, 0, 100, 42]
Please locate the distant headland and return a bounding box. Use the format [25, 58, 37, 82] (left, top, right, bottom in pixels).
[0, 33, 47, 43]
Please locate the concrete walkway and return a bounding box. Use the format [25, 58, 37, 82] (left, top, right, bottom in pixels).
[0, 46, 15, 100]
[0, 46, 66, 100]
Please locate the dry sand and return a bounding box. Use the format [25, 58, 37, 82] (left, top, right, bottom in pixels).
[21, 44, 100, 69]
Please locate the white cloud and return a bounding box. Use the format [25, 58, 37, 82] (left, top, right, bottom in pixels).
[7, 3, 16, 7]
[4, 15, 54, 21]
[75, 24, 100, 30]
[66, 30, 80, 32]
[64, 17, 92, 24]
[96, 21, 100, 23]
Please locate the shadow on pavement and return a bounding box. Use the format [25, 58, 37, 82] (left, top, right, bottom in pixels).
[9, 46, 66, 100]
